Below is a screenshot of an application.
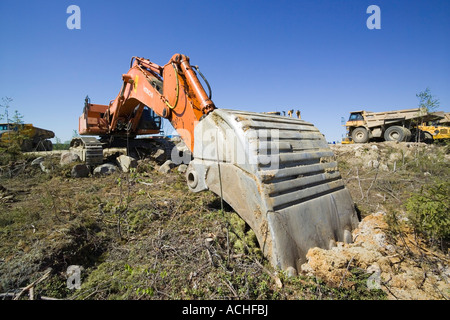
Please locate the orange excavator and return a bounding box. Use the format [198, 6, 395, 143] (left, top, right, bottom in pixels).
[72, 54, 359, 275]
[71, 54, 212, 163]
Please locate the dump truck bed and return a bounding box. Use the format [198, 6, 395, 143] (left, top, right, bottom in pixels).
[362, 108, 426, 128]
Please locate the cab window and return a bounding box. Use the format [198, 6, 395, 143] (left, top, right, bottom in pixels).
[349, 113, 363, 121]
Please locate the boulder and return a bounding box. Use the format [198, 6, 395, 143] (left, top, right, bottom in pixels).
[60, 152, 80, 166]
[116, 155, 137, 173]
[93, 163, 118, 176]
[151, 148, 167, 164]
[158, 160, 175, 173]
[71, 164, 90, 178]
[177, 164, 188, 174]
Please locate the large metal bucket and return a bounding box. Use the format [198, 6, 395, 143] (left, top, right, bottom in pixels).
[187, 109, 359, 273]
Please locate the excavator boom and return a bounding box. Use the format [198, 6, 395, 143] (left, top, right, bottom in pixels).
[75, 54, 359, 274]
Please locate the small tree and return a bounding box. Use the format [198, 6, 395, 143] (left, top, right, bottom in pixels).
[405, 180, 449, 248]
[0, 97, 26, 160]
[0, 96, 12, 124]
[416, 88, 440, 113]
[11, 110, 24, 125]
[413, 88, 440, 142]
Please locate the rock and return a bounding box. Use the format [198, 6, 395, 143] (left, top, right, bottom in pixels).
[151, 148, 167, 164]
[204, 237, 214, 248]
[39, 161, 52, 173]
[93, 163, 118, 176]
[367, 159, 379, 169]
[177, 164, 188, 174]
[31, 157, 45, 166]
[71, 164, 90, 178]
[300, 240, 386, 288]
[158, 160, 175, 173]
[116, 155, 137, 173]
[286, 266, 297, 277]
[60, 152, 80, 166]
[299, 211, 450, 299]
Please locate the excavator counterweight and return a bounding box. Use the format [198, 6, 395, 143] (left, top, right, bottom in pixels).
[74, 54, 359, 273]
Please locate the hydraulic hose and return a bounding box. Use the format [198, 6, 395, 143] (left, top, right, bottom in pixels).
[193, 65, 212, 100]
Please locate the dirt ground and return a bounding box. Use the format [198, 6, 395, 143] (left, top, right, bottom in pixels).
[0, 141, 448, 300]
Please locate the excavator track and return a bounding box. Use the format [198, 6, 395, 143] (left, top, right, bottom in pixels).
[187, 109, 359, 274]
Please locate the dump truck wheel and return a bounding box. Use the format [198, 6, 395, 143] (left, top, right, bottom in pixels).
[21, 139, 33, 152]
[413, 130, 433, 143]
[384, 126, 405, 142]
[423, 131, 433, 143]
[351, 127, 369, 143]
[44, 140, 53, 151]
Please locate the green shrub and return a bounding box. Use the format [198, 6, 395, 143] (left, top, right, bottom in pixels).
[405, 180, 449, 244]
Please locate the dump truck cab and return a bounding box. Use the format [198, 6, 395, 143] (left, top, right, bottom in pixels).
[345, 111, 372, 143]
[0, 123, 11, 135]
[0, 123, 18, 142]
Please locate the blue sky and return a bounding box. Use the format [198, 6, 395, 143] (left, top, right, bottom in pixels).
[0, 0, 449, 143]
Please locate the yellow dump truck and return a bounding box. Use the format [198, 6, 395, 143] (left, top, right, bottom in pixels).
[344, 108, 446, 143]
[0, 123, 55, 151]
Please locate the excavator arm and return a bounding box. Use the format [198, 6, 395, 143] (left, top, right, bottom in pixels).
[76, 54, 359, 274]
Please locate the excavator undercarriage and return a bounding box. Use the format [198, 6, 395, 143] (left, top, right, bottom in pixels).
[73, 54, 359, 274]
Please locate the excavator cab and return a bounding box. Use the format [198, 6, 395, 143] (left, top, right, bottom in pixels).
[137, 106, 162, 132]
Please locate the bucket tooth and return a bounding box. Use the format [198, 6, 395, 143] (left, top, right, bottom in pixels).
[187, 109, 359, 273]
